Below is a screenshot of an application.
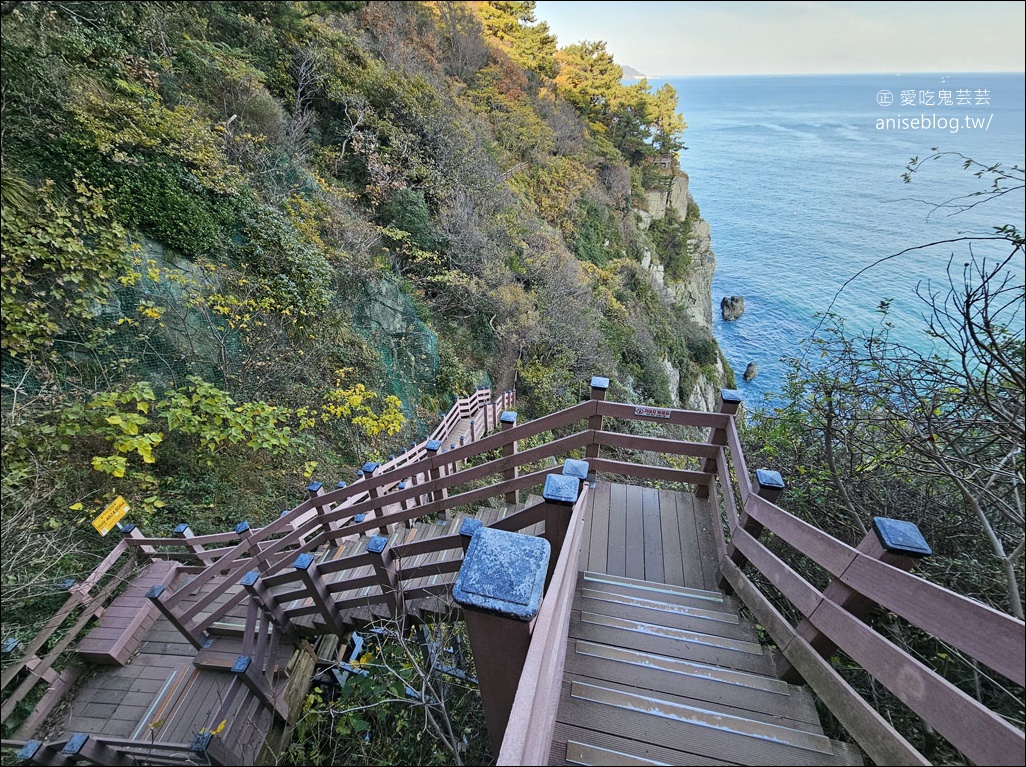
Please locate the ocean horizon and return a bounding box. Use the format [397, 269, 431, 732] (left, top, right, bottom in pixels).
[659, 72, 1025, 410]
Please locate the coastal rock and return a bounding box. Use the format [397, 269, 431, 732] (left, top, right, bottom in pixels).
[721, 295, 745, 322]
[743, 362, 759, 381]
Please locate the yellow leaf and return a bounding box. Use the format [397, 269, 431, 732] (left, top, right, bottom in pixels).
[212, 719, 227, 735]
[70, 502, 84, 510]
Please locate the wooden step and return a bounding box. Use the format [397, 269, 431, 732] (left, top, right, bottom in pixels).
[565, 669, 822, 736]
[77, 560, 178, 666]
[550, 723, 734, 766]
[581, 571, 735, 613]
[569, 610, 778, 677]
[565, 640, 820, 726]
[575, 591, 758, 643]
[558, 678, 864, 766]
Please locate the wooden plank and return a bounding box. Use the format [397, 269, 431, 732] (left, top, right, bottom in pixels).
[160, 673, 223, 743]
[809, 597, 1025, 766]
[839, 554, 1025, 686]
[590, 457, 712, 486]
[641, 487, 664, 584]
[574, 594, 757, 643]
[587, 482, 610, 574]
[606, 484, 627, 578]
[577, 486, 594, 571]
[564, 641, 816, 725]
[691, 494, 720, 591]
[580, 572, 735, 613]
[732, 528, 824, 617]
[562, 668, 823, 735]
[745, 495, 856, 577]
[551, 722, 739, 766]
[624, 485, 646, 581]
[568, 611, 775, 676]
[594, 431, 719, 458]
[554, 679, 859, 766]
[658, 489, 685, 586]
[676, 493, 705, 589]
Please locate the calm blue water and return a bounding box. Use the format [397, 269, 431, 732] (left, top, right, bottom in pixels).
[660, 73, 1025, 410]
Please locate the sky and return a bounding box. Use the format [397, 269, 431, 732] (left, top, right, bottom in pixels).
[533, 1, 1026, 76]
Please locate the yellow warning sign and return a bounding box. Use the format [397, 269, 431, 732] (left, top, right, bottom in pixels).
[93, 496, 129, 536]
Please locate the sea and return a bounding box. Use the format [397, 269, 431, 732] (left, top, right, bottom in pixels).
[658, 72, 1025, 411]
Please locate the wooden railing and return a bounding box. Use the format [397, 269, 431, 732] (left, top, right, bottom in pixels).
[0, 539, 143, 738]
[497, 475, 591, 764]
[5, 379, 1024, 767]
[714, 413, 1025, 767]
[138, 394, 726, 651]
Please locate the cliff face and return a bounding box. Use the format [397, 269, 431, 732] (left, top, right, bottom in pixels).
[637, 173, 730, 411]
[1, 0, 733, 562]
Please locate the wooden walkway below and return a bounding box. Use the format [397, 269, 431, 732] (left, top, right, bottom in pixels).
[42, 480, 533, 763]
[548, 481, 863, 766]
[22, 477, 862, 766]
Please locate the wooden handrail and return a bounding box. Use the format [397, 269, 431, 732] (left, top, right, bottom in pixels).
[121, 396, 730, 645]
[497, 484, 591, 765]
[717, 419, 1026, 765]
[595, 400, 730, 430]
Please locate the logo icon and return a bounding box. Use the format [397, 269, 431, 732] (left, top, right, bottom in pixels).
[877, 90, 894, 107]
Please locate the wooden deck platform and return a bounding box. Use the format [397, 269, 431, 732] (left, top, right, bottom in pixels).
[548, 480, 863, 766]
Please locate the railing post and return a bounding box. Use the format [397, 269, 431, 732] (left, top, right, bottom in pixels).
[460, 518, 482, 553]
[172, 523, 208, 563]
[396, 480, 411, 511]
[424, 439, 447, 513]
[15, 740, 68, 766]
[241, 571, 299, 644]
[781, 517, 933, 684]
[306, 481, 334, 530]
[719, 468, 783, 593]
[236, 521, 270, 575]
[469, 418, 477, 442]
[540, 467, 584, 586]
[360, 462, 390, 535]
[57, 734, 133, 767]
[366, 535, 403, 623]
[585, 377, 609, 484]
[191, 730, 245, 766]
[146, 585, 211, 650]
[231, 655, 288, 722]
[562, 458, 590, 490]
[500, 410, 518, 505]
[698, 388, 742, 499]
[453, 527, 550, 756]
[292, 553, 347, 637]
[120, 523, 156, 558]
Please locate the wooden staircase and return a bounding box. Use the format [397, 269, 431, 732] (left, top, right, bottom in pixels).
[550, 571, 864, 766]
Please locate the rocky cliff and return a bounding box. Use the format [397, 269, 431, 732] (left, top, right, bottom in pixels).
[637, 173, 731, 411]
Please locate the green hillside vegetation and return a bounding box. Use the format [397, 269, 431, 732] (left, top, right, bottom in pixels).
[1, 0, 719, 697]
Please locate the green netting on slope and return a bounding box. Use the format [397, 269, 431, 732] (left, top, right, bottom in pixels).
[349, 278, 440, 428]
[63, 242, 238, 392]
